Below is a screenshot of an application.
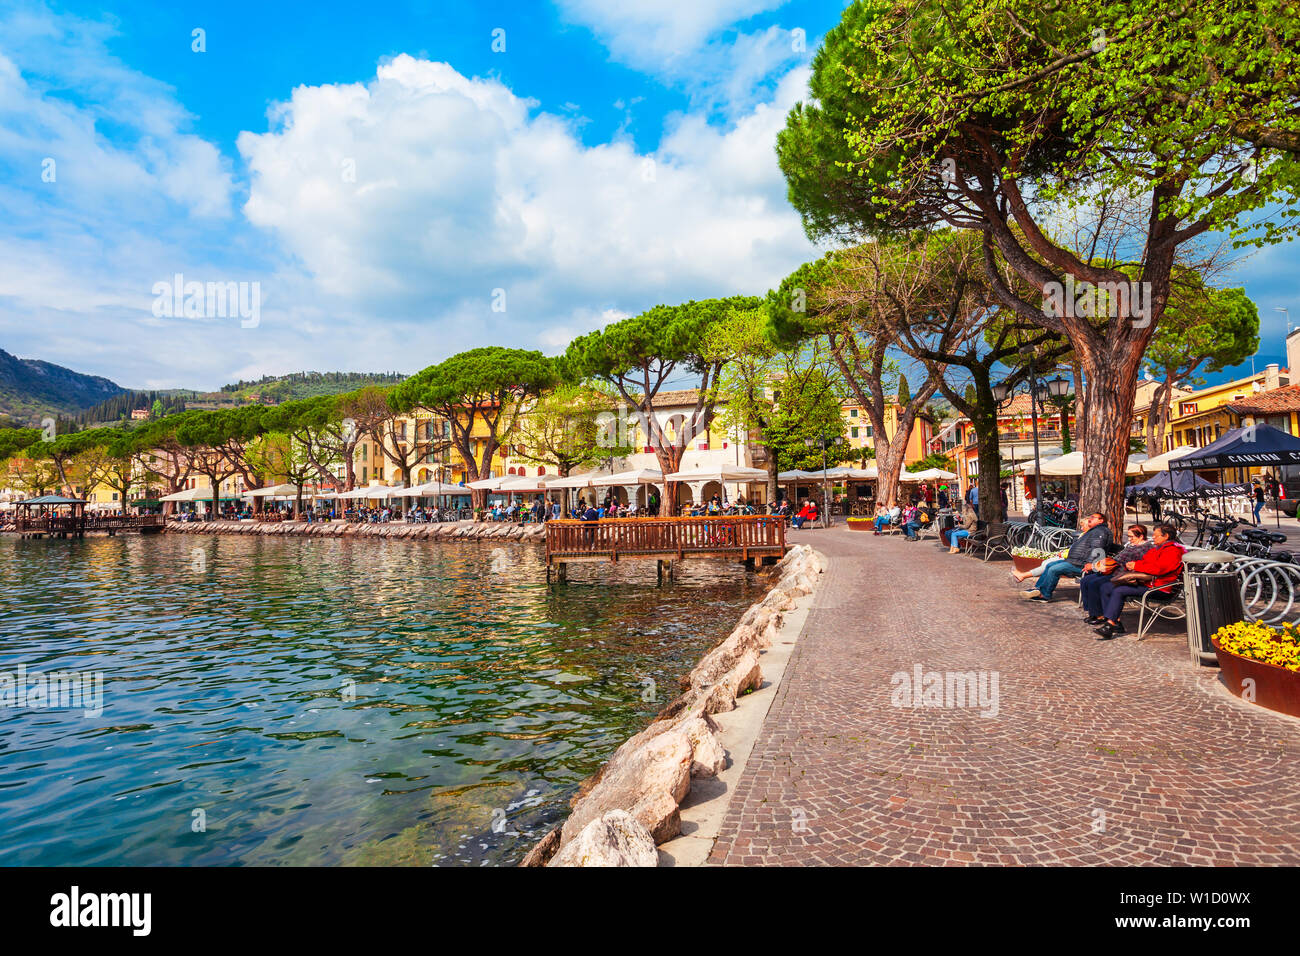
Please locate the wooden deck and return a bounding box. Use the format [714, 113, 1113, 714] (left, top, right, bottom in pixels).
[14, 515, 166, 538]
[545, 515, 787, 569]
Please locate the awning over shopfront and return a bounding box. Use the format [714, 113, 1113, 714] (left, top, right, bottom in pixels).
[664, 466, 770, 483]
[159, 487, 218, 502]
[1170, 424, 1300, 470]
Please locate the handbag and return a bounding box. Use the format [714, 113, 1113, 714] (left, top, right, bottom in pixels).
[1112, 570, 1157, 586]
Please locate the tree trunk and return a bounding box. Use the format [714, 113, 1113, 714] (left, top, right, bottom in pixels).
[976, 437, 1002, 524]
[654, 443, 684, 518]
[965, 393, 1003, 525]
[1071, 360, 1086, 453]
[1078, 351, 1144, 529]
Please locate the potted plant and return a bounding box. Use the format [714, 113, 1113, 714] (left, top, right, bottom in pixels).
[845, 517, 875, 532]
[1009, 545, 1063, 574]
[1211, 621, 1300, 719]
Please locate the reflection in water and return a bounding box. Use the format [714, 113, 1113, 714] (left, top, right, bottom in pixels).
[0, 534, 759, 866]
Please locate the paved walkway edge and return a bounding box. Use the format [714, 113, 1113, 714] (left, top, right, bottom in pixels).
[658, 551, 825, 867]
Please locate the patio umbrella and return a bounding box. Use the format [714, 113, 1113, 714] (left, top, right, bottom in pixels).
[499, 475, 560, 493]
[1020, 451, 1145, 476]
[159, 487, 211, 502]
[908, 467, 958, 480]
[591, 468, 664, 485]
[244, 483, 300, 498]
[1138, 445, 1198, 473]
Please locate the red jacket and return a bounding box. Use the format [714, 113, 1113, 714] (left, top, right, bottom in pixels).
[1131, 540, 1184, 591]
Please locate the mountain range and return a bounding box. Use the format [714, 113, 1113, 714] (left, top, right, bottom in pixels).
[0, 348, 125, 425]
[0, 349, 406, 427]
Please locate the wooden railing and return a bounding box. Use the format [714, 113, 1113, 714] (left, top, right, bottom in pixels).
[545, 515, 786, 563]
[14, 515, 166, 534]
[87, 515, 166, 532]
[14, 516, 84, 534]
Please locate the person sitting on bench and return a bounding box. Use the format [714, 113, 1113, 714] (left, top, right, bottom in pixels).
[948, 504, 978, 553]
[1018, 511, 1112, 602]
[1093, 523, 1184, 639]
[792, 499, 819, 529]
[873, 503, 901, 534]
[904, 499, 931, 541]
[1081, 524, 1152, 625]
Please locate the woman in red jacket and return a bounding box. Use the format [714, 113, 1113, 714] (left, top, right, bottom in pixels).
[1094, 523, 1184, 639]
[792, 499, 819, 529]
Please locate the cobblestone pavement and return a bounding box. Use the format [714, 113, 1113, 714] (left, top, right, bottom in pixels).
[709, 527, 1300, 865]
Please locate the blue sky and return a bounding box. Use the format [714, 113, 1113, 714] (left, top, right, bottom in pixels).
[0, 0, 1295, 392]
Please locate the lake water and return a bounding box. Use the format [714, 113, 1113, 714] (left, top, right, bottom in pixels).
[0, 533, 760, 866]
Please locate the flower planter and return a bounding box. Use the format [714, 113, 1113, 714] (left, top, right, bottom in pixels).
[1211, 636, 1300, 719]
[1012, 555, 1044, 573]
[846, 520, 874, 532]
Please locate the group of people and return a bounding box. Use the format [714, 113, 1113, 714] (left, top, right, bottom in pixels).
[1009, 512, 1185, 639]
[791, 499, 820, 529]
[870, 497, 939, 540]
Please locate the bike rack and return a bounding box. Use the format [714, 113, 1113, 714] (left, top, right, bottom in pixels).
[1191, 556, 1300, 626]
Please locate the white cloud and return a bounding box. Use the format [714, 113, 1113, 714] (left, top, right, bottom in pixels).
[554, 0, 788, 69]
[0, 4, 241, 389]
[237, 54, 822, 353]
[0, 6, 825, 392]
[555, 1, 809, 117]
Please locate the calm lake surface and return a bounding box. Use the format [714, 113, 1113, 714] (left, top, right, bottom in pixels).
[0, 534, 760, 866]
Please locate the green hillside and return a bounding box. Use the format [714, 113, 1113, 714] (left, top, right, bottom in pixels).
[1, 352, 408, 429]
[219, 371, 406, 403]
[0, 348, 125, 425]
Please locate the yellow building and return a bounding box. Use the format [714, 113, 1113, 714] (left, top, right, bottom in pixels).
[1161, 365, 1289, 451]
[841, 401, 936, 465]
[351, 407, 506, 487]
[1130, 378, 1192, 449]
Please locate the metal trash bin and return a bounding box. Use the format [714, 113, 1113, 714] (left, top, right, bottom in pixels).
[1183, 568, 1244, 666]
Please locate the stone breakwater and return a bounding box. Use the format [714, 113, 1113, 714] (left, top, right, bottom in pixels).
[521, 543, 827, 867]
[166, 519, 548, 542]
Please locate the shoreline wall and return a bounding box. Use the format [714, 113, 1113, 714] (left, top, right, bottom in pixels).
[521, 543, 826, 867]
[165, 519, 548, 542]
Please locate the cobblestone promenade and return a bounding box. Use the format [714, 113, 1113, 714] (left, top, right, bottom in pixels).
[709, 527, 1300, 865]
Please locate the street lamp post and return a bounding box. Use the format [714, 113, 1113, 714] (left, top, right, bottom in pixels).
[992, 370, 1070, 526]
[804, 432, 845, 527]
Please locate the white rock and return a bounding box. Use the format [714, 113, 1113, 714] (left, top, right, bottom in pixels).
[548, 810, 658, 867]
